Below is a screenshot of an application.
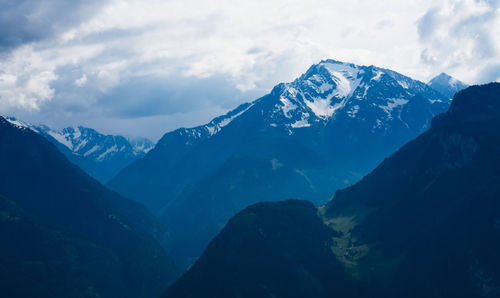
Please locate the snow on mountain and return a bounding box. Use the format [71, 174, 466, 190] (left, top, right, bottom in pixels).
[428, 73, 468, 99]
[128, 136, 155, 154]
[35, 125, 153, 161]
[5, 117, 35, 131]
[46, 129, 75, 150]
[205, 103, 255, 136]
[266, 60, 447, 130]
[166, 59, 449, 144]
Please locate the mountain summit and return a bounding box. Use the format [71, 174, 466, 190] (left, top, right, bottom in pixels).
[148, 60, 449, 140]
[428, 72, 468, 98]
[109, 59, 451, 267]
[266, 59, 447, 129]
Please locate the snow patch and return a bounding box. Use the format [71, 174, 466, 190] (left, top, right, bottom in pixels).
[133, 142, 153, 154]
[83, 145, 100, 157]
[5, 118, 34, 131]
[363, 85, 370, 97]
[448, 76, 459, 87]
[328, 70, 353, 98]
[47, 131, 73, 150]
[206, 103, 254, 136]
[398, 80, 409, 89]
[304, 93, 349, 120]
[318, 83, 333, 93]
[74, 139, 88, 152]
[279, 96, 298, 119]
[322, 62, 363, 98]
[291, 113, 311, 128]
[428, 98, 444, 104]
[378, 98, 409, 119]
[301, 61, 363, 119]
[347, 105, 360, 118]
[97, 144, 118, 161]
[206, 126, 216, 136]
[372, 70, 383, 81]
[72, 127, 81, 139]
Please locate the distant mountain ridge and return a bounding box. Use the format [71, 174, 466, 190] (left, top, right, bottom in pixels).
[109, 59, 452, 268]
[163, 82, 500, 298]
[5, 117, 153, 183]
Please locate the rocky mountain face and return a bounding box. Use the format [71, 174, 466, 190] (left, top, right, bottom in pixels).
[0, 117, 178, 298]
[109, 59, 451, 267]
[163, 83, 500, 298]
[4, 118, 153, 183]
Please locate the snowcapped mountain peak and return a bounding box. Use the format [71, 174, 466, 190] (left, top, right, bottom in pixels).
[283, 60, 365, 120]
[34, 125, 155, 161]
[300, 60, 364, 96]
[0, 116, 155, 182]
[431, 73, 455, 84]
[428, 73, 468, 99]
[265, 59, 448, 131]
[155, 59, 450, 149]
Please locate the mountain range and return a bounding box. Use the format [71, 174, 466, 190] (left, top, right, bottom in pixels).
[0, 56, 480, 298]
[4, 118, 153, 183]
[108, 59, 460, 267]
[0, 117, 178, 298]
[163, 82, 500, 298]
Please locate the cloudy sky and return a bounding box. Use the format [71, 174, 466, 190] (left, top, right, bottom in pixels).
[0, 0, 499, 140]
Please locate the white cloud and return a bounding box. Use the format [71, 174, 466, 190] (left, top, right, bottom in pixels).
[0, 43, 103, 110]
[0, 71, 57, 110]
[0, 46, 58, 110]
[74, 74, 87, 87]
[417, 0, 500, 83]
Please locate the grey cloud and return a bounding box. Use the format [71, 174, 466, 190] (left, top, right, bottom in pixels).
[95, 75, 264, 119]
[32, 69, 263, 118]
[420, 48, 438, 65]
[417, 7, 440, 42]
[44, 55, 266, 119]
[0, 0, 107, 51]
[13, 73, 266, 140]
[6, 0, 500, 139]
[417, 0, 500, 83]
[476, 64, 500, 83]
